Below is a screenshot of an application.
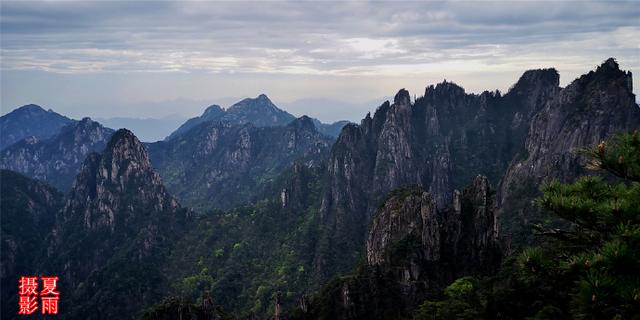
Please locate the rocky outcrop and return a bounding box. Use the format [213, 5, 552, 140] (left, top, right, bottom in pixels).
[366, 175, 500, 287]
[46, 129, 189, 320]
[0, 104, 74, 150]
[223, 94, 297, 127]
[316, 69, 558, 277]
[297, 177, 501, 320]
[62, 129, 179, 231]
[499, 58, 640, 244]
[0, 117, 114, 191]
[149, 116, 332, 210]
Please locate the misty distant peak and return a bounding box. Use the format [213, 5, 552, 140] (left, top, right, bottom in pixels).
[0, 104, 74, 150]
[202, 104, 224, 118]
[229, 94, 278, 111]
[17, 104, 46, 112]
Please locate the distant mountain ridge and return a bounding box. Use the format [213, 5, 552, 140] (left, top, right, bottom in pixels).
[0, 104, 74, 150]
[0, 118, 115, 191]
[166, 94, 350, 140]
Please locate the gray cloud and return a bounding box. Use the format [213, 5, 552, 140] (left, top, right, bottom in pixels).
[0, 0, 638, 120]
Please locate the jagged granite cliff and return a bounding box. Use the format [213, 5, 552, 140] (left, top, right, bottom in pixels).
[316, 68, 559, 277]
[149, 116, 332, 210]
[296, 176, 501, 320]
[499, 58, 640, 244]
[0, 117, 114, 191]
[0, 170, 64, 318]
[45, 129, 190, 320]
[0, 104, 74, 150]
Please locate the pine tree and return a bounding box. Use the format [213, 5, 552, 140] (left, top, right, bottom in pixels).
[415, 131, 640, 319]
[536, 130, 640, 318]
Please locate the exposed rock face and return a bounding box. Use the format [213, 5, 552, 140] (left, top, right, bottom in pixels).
[0, 170, 63, 319]
[149, 116, 332, 210]
[224, 94, 297, 127]
[0, 104, 74, 150]
[46, 129, 188, 320]
[317, 70, 558, 276]
[299, 177, 501, 320]
[62, 129, 179, 231]
[0, 117, 114, 191]
[499, 58, 640, 244]
[366, 175, 500, 283]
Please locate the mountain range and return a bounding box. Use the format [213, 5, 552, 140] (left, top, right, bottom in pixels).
[0, 96, 348, 196]
[166, 94, 349, 140]
[0, 104, 74, 150]
[1, 58, 638, 320]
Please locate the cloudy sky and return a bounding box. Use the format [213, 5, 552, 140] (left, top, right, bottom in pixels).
[1, 0, 638, 122]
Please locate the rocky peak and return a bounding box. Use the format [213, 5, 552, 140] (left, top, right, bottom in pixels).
[64, 129, 178, 231]
[599, 57, 620, 72]
[229, 94, 277, 111]
[14, 104, 46, 113]
[257, 93, 271, 102]
[498, 57, 640, 245]
[103, 129, 153, 173]
[424, 80, 466, 99]
[0, 118, 114, 191]
[0, 104, 74, 150]
[394, 88, 411, 106]
[510, 68, 559, 93]
[366, 175, 500, 271]
[316, 68, 559, 278]
[569, 57, 633, 94]
[64, 117, 111, 140]
[47, 132, 188, 319]
[202, 104, 224, 118]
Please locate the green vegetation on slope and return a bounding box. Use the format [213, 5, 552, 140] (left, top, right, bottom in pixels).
[415, 131, 640, 319]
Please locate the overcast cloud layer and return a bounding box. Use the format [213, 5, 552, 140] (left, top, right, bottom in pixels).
[1, 0, 638, 121]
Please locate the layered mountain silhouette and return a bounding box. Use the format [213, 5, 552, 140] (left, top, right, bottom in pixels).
[149, 115, 332, 210]
[0, 104, 74, 150]
[0, 117, 114, 191]
[166, 94, 349, 140]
